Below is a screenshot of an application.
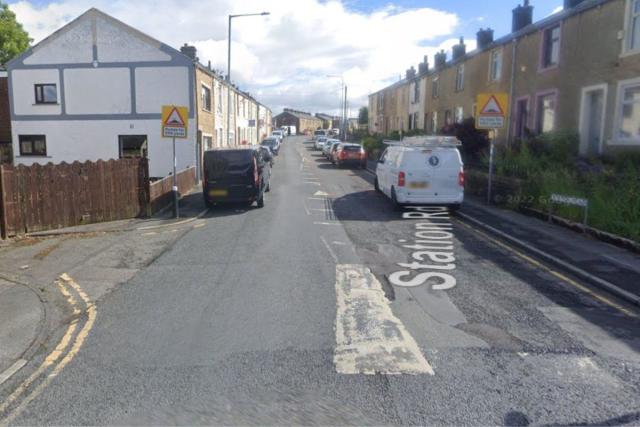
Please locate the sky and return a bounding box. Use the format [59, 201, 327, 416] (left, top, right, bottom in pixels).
[8, 0, 564, 117]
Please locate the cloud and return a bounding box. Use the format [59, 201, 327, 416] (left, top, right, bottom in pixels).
[9, 0, 464, 116]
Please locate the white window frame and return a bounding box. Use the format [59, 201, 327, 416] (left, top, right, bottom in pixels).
[432, 75, 439, 98]
[578, 83, 608, 154]
[456, 64, 465, 91]
[489, 48, 503, 82]
[455, 107, 464, 124]
[613, 77, 640, 145]
[622, 0, 640, 56]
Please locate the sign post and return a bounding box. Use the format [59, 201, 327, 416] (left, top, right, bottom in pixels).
[161, 105, 189, 218]
[476, 93, 509, 205]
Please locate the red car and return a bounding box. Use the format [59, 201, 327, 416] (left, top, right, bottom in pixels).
[332, 143, 367, 169]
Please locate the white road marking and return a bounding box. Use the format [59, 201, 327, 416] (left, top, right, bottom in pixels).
[311, 208, 332, 212]
[308, 197, 327, 201]
[314, 191, 330, 197]
[314, 221, 341, 226]
[0, 359, 27, 386]
[320, 236, 338, 263]
[334, 265, 434, 375]
[302, 201, 311, 216]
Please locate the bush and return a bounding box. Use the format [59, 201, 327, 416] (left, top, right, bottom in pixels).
[441, 118, 490, 161]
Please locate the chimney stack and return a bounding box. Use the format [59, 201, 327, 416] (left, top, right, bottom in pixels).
[452, 37, 466, 60]
[476, 28, 494, 49]
[180, 44, 198, 61]
[418, 55, 430, 74]
[434, 50, 447, 69]
[512, 0, 534, 33]
[405, 66, 416, 80]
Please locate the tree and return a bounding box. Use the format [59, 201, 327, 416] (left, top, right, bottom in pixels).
[358, 106, 368, 125]
[0, 3, 31, 66]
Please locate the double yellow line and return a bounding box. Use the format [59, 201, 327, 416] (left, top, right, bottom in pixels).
[454, 218, 637, 318]
[0, 274, 96, 425]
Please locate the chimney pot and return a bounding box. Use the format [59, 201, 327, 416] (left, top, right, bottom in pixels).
[180, 44, 198, 61]
[452, 37, 467, 60]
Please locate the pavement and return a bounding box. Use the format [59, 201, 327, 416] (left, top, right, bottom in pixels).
[1, 137, 639, 426]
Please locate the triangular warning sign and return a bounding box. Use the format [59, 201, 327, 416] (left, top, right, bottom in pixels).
[165, 107, 185, 126]
[480, 96, 504, 116]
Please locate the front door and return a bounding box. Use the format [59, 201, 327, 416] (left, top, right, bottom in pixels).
[580, 87, 605, 156]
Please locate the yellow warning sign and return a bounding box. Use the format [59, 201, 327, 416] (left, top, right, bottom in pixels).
[161, 105, 189, 138]
[476, 93, 509, 129]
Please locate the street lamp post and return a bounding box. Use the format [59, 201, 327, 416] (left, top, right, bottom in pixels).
[326, 74, 347, 139]
[227, 12, 269, 147]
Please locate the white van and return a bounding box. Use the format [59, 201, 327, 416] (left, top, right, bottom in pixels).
[374, 136, 464, 209]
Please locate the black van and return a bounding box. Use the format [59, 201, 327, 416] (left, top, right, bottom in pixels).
[203, 147, 271, 208]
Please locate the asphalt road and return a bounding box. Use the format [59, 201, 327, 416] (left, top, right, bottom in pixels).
[4, 136, 640, 426]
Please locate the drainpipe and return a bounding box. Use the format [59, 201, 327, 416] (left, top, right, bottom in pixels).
[506, 37, 519, 146]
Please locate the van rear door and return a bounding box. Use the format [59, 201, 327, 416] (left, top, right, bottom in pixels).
[402, 148, 461, 197]
[204, 150, 255, 199]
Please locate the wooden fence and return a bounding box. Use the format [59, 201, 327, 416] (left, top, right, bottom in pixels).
[0, 159, 197, 238]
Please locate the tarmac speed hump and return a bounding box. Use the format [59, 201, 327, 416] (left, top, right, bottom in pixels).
[476, 93, 509, 130]
[162, 105, 189, 138]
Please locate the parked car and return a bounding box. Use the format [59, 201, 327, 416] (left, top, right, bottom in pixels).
[258, 145, 275, 167]
[313, 129, 327, 141]
[327, 141, 341, 161]
[323, 139, 341, 158]
[332, 143, 367, 168]
[261, 137, 280, 155]
[314, 136, 329, 150]
[374, 136, 464, 209]
[271, 130, 284, 143]
[203, 146, 271, 209]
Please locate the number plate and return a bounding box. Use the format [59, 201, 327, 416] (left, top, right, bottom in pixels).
[209, 189, 228, 197]
[409, 182, 429, 189]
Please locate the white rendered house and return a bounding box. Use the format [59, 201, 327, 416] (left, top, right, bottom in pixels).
[7, 8, 196, 178]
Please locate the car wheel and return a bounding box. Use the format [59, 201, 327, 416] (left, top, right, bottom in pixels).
[391, 187, 403, 211]
[374, 177, 381, 193]
[257, 194, 265, 208]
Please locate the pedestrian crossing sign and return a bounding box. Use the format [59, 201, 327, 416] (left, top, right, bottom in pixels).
[162, 105, 189, 138]
[476, 93, 509, 129]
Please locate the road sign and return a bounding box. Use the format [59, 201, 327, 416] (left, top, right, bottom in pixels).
[476, 93, 509, 129]
[162, 105, 189, 138]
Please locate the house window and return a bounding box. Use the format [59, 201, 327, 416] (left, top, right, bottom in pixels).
[19, 135, 47, 156]
[34, 84, 57, 104]
[18, 135, 47, 156]
[432, 76, 439, 98]
[203, 135, 213, 150]
[455, 107, 464, 124]
[455, 64, 465, 91]
[536, 92, 557, 133]
[431, 112, 438, 133]
[616, 80, 640, 142]
[217, 84, 223, 113]
[201, 85, 211, 111]
[413, 81, 420, 103]
[490, 49, 502, 81]
[629, 0, 640, 52]
[541, 25, 561, 69]
[118, 135, 147, 159]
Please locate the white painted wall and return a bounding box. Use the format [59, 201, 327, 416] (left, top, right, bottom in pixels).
[64, 68, 131, 114]
[96, 16, 171, 63]
[11, 69, 62, 115]
[135, 67, 190, 113]
[12, 119, 196, 178]
[23, 19, 93, 65]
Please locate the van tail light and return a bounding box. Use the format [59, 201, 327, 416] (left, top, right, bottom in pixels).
[360, 149, 367, 159]
[340, 150, 347, 160]
[398, 171, 406, 187]
[458, 170, 465, 187]
[253, 158, 259, 186]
